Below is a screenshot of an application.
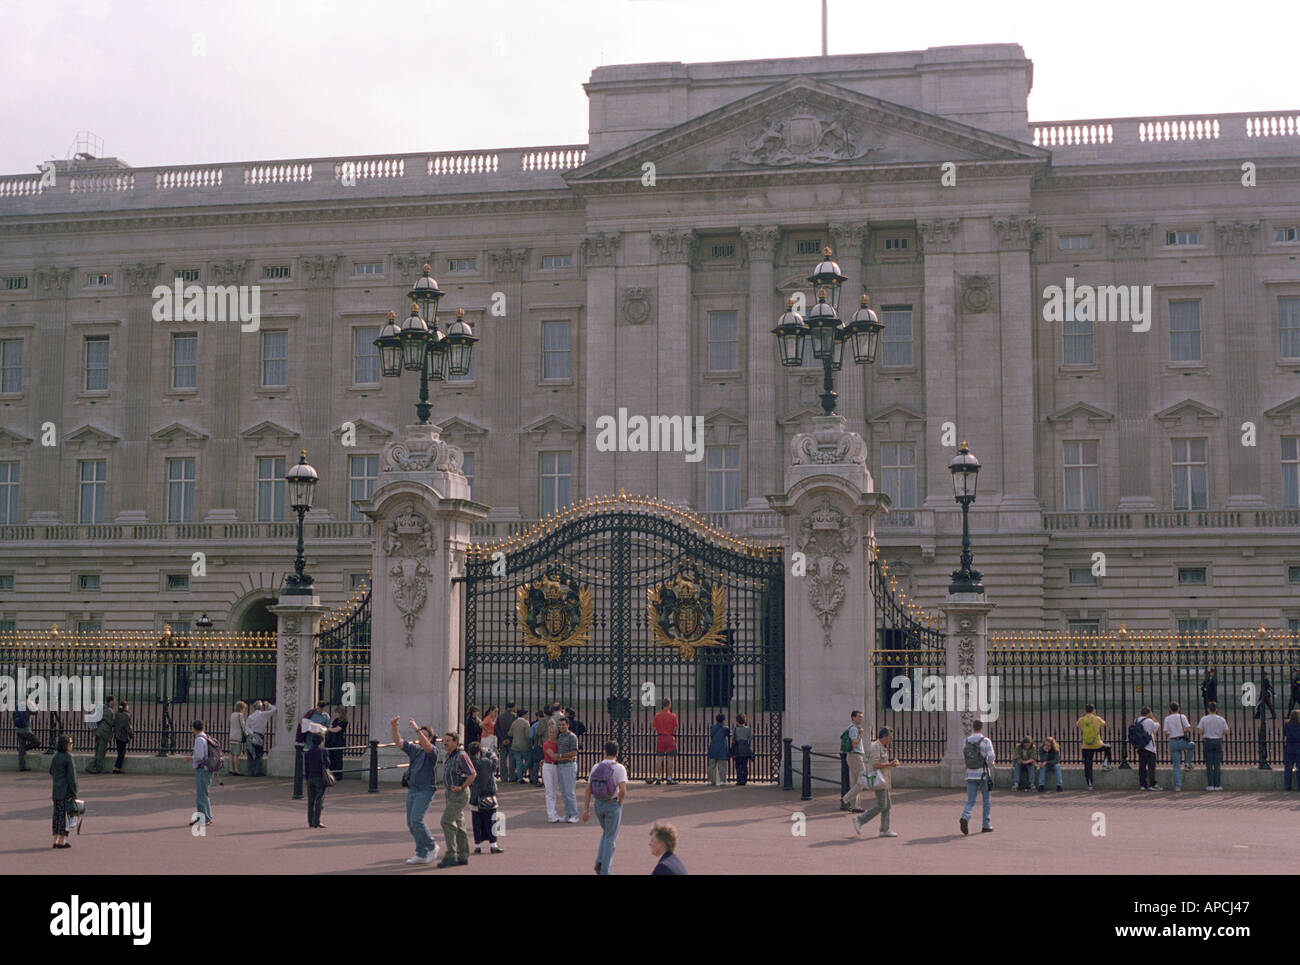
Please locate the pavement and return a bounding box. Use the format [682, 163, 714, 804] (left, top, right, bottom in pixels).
[3, 770, 1298, 875]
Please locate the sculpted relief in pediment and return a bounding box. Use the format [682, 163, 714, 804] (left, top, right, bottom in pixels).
[731, 108, 880, 167]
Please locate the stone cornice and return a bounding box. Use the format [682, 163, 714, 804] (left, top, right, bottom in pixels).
[1038, 163, 1300, 190]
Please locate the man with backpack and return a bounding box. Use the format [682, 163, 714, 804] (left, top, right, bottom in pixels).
[839, 710, 869, 812]
[185, 719, 220, 826]
[1130, 706, 1161, 790]
[959, 719, 995, 835]
[582, 740, 629, 874]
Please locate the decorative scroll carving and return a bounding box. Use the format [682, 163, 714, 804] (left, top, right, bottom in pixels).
[732, 104, 880, 166]
[992, 216, 1041, 250]
[35, 266, 75, 296]
[797, 501, 858, 647]
[394, 252, 436, 278]
[621, 286, 654, 325]
[917, 219, 959, 252]
[302, 255, 341, 286]
[1107, 224, 1151, 253]
[739, 225, 782, 263]
[488, 248, 528, 276]
[960, 274, 994, 314]
[208, 259, 249, 285]
[581, 232, 620, 268]
[1214, 221, 1259, 252]
[650, 229, 697, 266]
[647, 567, 728, 659]
[383, 433, 464, 474]
[789, 416, 867, 467]
[828, 222, 869, 258]
[384, 506, 436, 647]
[121, 262, 162, 294]
[281, 631, 299, 732]
[957, 631, 976, 738]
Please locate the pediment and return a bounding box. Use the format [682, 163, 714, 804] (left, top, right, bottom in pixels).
[869, 404, 926, 426]
[779, 407, 824, 428]
[1264, 395, 1300, 427]
[240, 421, 300, 447]
[332, 418, 394, 445]
[521, 413, 583, 441]
[435, 416, 490, 441]
[150, 421, 208, 447]
[64, 425, 120, 450]
[1153, 399, 1222, 427]
[1045, 402, 1115, 428]
[0, 425, 34, 449]
[568, 76, 1045, 185]
[702, 407, 746, 426]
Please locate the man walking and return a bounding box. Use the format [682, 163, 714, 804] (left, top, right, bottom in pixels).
[1134, 706, 1161, 790]
[1075, 703, 1112, 789]
[185, 720, 215, 826]
[508, 708, 532, 783]
[959, 719, 994, 835]
[650, 698, 678, 785]
[839, 710, 869, 812]
[112, 700, 134, 773]
[850, 726, 899, 838]
[1196, 701, 1229, 791]
[555, 716, 581, 822]
[391, 715, 440, 865]
[582, 740, 628, 874]
[14, 697, 40, 771]
[87, 695, 117, 773]
[438, 732, 477, 867]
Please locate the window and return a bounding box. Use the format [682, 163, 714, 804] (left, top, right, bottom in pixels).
[176, 268, 201, 283]
[263, 264, 291, 280]
[166, 457, 196, 523]
[705, 445, 741, 511]
[78, 459, 106, 524]
[1063, 308, 1094, 365]
[77, 619, 102, 633]
[1171, 438, 1208, 510]
[256, 456, 286, 522]
[353, 261, 383, 276]
[0, 461, 17, 523]
[1069, 568, 1098, 586]
[1283, 437, 1300, 509]
[461, 451, 475, 501]
[77, 574, 100, 592]
[539, 451, 572, 516]
[540, 254, 573, 269]
[1274, 227, 1298, 243]
[1067, 620, 1101, 636]
[1177, 617, 1209, 641]
[879, 442, 917, 509]
[880, 306, 913, 367]
[261, 330, 287, 386]
[1289, 565, 1300, 584]
[1059, 234, 1093, 250]
[0, 574, 12, 590]
[3, 275, 27, 290]
[171, 333, 197, 389]
[166, 574, 190, 591]
[794, 239, 822, 256]
[1290, 617, 1300, 636]
[883, 237, 908, 251]
[353, 327, 380, 384]
[350, 573, 369, 591]
[84, 336, 109, 391]
[0, 619, 13, 632]
[707, 244, 735, 260]
[86, 272, 113, 288]
[348, 454, 379, 521]
[707, 311, 739, 371]
[1178, 567, 1208, 586]
[1063, 441, 1099, 512]
[1165, 230, 1199, 246]
[447, 258, 476, 273]
[1280, 296, 1300, 359]
[0, 338, 21, 392]
[542, 321, 572, 380]
[1169, 299, 1201, 362]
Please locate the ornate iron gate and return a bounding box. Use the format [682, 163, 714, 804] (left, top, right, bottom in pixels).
[464, 492, 785, 782]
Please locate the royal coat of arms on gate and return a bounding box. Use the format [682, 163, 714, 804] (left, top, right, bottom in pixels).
[647, 567, 728, 659]
[517, 567, 594, 660]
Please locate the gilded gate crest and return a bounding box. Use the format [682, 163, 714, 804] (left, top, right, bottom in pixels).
[647, 567, 728, 659]
[516, 567, 594, 659]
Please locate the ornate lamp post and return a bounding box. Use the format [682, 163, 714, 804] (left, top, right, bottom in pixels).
[281, 449, 319, 596]
[947, 442, 983, 594]
[375, 264, 478, 425]
[772, 247, 883, 415]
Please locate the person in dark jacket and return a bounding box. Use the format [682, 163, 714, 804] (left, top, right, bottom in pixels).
[731, 713, 755, 786]
[649, 821, 687, 875]
[467, 740, 503, 854]
[325, 707, 348, 781]
[465, 706, 483, 747]
[86, 696, 117, 773]
[1289, 669, 1300, 714]
[14, 698, 41, 770]
[50, 735, 77, 849]
[1255, 675, 1277, 720]
[1283, 709, 1300, 791]
[1200, 669, 1217, 713]
[112, 701, 133, 773]
[707, 714, 730, 786]
[495, 702, 517, 781]
[304, 733, 329, 828]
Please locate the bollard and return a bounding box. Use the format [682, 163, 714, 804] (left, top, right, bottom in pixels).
[840, 752, 849, 797]
[369, 739, 379, 793]
[782, 737, 793, 791]
[292, 744, 304, 800]
[800, 744, 812, 801]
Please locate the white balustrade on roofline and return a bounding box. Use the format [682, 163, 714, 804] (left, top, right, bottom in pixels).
[1032, 112, 1300, 149]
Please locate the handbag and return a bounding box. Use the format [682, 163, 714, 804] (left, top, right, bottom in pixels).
[67, 797, 85, 834]
[323, 768, 337, 787]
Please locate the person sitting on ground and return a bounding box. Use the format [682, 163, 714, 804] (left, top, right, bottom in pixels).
[1036, 737, 1063, 792]
[1012, 736, 1038, 791]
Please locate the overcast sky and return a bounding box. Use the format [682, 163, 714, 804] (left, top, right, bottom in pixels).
[2, 0, 1296, 172]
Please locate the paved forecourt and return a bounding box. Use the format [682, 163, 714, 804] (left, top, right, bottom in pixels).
[2, 771, 1296, 875]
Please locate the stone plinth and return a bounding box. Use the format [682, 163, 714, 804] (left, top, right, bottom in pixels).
[268, 597, 328, 777]
[937, 592, 996, 787]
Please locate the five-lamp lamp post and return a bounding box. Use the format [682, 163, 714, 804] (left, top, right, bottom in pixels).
[281, 449, 319, 596]
[771, 246, 884, 415]
[947, 442, 983, 594]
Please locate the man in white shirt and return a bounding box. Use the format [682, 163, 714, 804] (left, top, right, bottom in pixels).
[184, 720, 214, 826]
[1196, 701, 1229, 790]
[581, 740, 629, 875]
[850, 727, 900, 838]
[839, 710, 869, 812]
[1136, 706, 1161, 790]
[1162, 700, 1195, 790]
[960, 719, 995, 835]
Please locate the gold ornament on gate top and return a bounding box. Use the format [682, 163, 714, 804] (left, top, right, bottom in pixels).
[516, 567, 594, 660]
[647, 566, 727, 660]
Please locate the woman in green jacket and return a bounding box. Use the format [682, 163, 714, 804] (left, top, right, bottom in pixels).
[50, 735, 77, 849]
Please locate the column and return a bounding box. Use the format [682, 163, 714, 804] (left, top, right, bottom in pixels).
[582, 233, 619, 496]
[919, 219, 961, 508]
[1217, 222, 1264, 508]
[741, 226, 781, 509]
[938, 591, 996, 787]
[1108, 225, 1157, 510]
[486, 248, 527, 516]
[115, 262, 161, 523]
[991, 216, 1040, 513]
[651, 229, 696, 503]
[302, 255, 340, 516]
[204, 258, 249, 519]
[28, 267, 74, 523]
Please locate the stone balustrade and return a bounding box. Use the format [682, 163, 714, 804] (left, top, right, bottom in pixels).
[1031, 111, 1300, 163]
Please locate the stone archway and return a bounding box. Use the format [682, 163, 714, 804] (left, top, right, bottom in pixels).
[229, 591, 279, 634]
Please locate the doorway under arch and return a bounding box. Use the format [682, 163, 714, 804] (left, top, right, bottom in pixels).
[230, 592, 279, 634]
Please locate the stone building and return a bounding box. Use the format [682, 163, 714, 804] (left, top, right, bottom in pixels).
[0, 42, 1297, 634]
